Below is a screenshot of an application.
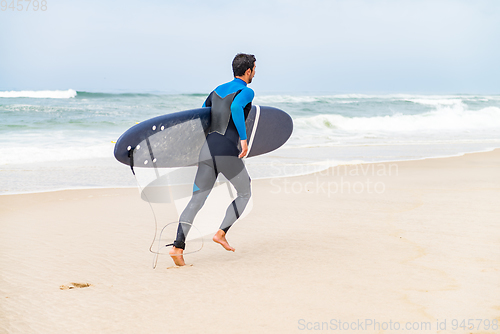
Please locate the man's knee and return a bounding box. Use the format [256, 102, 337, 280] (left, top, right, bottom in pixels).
[238, 181, 251, 200]
[188, 192, 209, 210]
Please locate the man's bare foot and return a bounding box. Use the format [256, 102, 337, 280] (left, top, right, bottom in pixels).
[169, 246, 185, 266]
[213, 230, 235, 251]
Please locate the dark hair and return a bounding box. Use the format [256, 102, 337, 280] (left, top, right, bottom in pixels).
[232, 53, 256, 77]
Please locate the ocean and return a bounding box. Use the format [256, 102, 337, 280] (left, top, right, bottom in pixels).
[1, 89, 500, 194]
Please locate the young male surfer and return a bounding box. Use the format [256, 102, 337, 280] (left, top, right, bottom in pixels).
[169, 53, 256, 266]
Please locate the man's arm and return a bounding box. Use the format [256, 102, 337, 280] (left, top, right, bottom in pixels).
[231, 88, 254, 158]
[231, 88, 254, 141]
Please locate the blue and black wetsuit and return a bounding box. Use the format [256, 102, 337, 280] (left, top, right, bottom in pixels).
[173, 78, 254, 249]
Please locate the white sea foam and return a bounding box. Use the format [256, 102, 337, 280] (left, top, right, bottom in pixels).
[404, 98, 464, 106]
[293, 106, 500, 133]
[0, 143, 112, 165]
[0, 89, 77, 99]
[255, 93, 500, 105]
[254, 95, 320, 103]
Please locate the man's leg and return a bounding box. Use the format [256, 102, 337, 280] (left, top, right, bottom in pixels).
[170, 158, 217, 265]
[212, 156, 251, 251]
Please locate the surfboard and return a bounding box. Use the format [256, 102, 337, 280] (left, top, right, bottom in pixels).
[113, 105, 293, 169]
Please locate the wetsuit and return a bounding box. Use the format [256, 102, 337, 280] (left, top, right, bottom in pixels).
[173, 78, 254, 249]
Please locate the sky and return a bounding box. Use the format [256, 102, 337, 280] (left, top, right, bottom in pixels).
[1, 0, 499, 94]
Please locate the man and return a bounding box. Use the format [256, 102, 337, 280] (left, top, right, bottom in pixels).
[169, 53, 256, 266]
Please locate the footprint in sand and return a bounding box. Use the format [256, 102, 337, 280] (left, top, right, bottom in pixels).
[59, 282, 92, 290]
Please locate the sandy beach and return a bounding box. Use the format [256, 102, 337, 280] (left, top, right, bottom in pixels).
[1, 149, 499, 333]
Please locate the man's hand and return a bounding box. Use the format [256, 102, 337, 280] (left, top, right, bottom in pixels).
[239, 139, 248, 158]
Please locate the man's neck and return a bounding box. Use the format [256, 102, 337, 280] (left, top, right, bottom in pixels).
[234, 76, 249, 85]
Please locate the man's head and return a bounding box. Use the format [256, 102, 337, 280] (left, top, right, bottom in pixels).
[232, 53, 256, 84]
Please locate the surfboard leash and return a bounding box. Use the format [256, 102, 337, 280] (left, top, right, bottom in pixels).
[128, 145, 204, 269]
[128, 145, 136, 175]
